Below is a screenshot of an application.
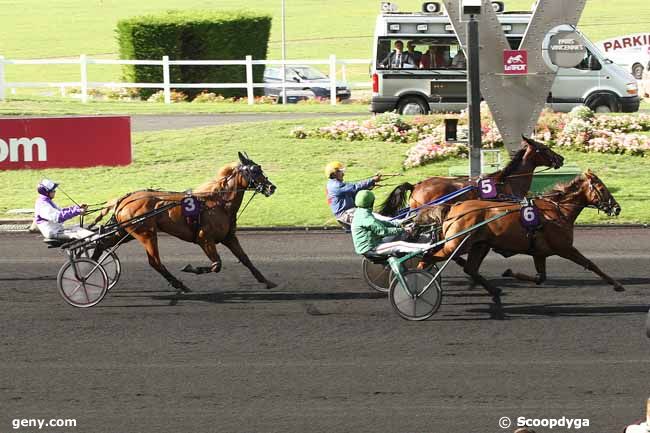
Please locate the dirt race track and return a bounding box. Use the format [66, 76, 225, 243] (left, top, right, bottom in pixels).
[1, 229, 649, 433]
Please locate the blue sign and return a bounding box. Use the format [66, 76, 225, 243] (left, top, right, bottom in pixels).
[520, 205, 540, 227]
[181, 196, 201, 217]
[479, 178, 497, 199]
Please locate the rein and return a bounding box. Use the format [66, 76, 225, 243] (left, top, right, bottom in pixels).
[237, 191, 258, 219]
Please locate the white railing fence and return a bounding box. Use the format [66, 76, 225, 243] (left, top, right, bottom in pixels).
[0, 55, 371, 105]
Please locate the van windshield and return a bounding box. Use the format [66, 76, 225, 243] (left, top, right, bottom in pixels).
[376, 37, 465, 70]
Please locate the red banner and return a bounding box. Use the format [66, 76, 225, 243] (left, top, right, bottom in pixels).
[0, 116, 131, 170]
[503, 50, 528, 75]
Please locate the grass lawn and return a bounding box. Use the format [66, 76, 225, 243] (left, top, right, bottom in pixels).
[0, 96, 370, 116]
[0, 0, 647, 86]
[1, 117, 648, 226]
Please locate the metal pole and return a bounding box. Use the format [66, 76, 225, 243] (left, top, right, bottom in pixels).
[281, 0, 287, 105]
[467, 16, 481, 177]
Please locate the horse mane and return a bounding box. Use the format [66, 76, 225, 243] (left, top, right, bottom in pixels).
[194, 162, 240, 193]
[496, 147, 526, 179]
[545, 174, 586, 198]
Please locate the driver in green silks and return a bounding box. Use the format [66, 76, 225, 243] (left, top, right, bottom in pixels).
[351, 190, 431, 256]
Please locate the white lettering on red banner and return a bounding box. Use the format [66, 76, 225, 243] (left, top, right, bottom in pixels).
[0, 116, 131, 170]
[503, 50, 528, 75]
[0, 137, 47, 162]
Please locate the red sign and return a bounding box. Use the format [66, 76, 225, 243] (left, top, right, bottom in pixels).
[0, 116, 131, 170]
[503, 50, 528, 75]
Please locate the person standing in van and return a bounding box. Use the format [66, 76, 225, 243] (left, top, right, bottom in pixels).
[381, 40, 415, 68]
[406, 41, 423, 66]
[420, 45, 449, 69]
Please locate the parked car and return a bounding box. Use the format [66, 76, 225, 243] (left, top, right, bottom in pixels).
[263, 65, 351, 102]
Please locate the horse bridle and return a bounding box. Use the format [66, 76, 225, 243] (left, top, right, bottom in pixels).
[239, 164, 269, 193]
[586, 176, 618, 215]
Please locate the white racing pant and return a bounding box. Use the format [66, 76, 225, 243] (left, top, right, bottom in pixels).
[39, 224, 96, 241]
[374, 240, 431, 256]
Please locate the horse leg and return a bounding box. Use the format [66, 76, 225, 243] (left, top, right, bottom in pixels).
[222, 235, 277, 289]
[557, 246, 625, 292]
[463, 242, 505, 319]
[502, 256, 547, 285]
[452, 255, 481, 290]
[182, 240, 222, 275]
[131, 230, 191, 293]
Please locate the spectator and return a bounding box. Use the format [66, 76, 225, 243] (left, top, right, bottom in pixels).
[381, 40, 415, 68]
[407, 40, 423, 65]
[420, 45, 450, 69]
[451, 50, 467, 68]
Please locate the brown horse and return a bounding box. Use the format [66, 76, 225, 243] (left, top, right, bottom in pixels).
[423, 170, 623, 316]
[378, 136, 564, 216]
[91, 152, 277, 292]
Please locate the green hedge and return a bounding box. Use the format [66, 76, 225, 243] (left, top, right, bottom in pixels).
[116, 11, 271, 99]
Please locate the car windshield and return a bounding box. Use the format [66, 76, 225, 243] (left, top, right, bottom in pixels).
[292, 67, 327, 80]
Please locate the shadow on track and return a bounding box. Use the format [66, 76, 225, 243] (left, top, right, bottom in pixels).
[463, 303, 650, 319]
[104, 290, 387, 307]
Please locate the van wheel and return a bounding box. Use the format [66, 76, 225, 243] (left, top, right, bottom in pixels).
[593, 105, 612, 113]
[632, 63, 644, 80]
[397, 97, 428, 115]
[586, 94, 618, 113]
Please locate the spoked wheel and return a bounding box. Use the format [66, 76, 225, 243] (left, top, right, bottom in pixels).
[389, 270, 443, 321]
[362, 257, 392, 293]
[81, 249, 121, 290]
[57, 258, 109, 308]
[362, 256, 422, 293]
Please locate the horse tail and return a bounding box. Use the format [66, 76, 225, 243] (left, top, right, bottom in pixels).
[378, 182, 414, 216]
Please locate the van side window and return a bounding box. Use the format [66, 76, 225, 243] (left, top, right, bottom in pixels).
[575, 50, 601, 71]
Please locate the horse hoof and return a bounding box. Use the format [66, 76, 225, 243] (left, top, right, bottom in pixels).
[502, 269, 513, 278]
[614, 284, 625, 292]
[181, 264, 194, 273]
[265, 281, 278, 289]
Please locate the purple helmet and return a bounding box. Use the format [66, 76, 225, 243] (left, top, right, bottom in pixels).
[37, 178, 58, 196]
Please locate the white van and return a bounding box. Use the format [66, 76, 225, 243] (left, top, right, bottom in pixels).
[371, 3, 640, 114]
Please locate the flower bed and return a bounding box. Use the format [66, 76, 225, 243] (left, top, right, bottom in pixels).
[291, 105, 650, 168]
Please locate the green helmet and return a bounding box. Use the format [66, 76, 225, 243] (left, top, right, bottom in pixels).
[355, 190, 375, 208]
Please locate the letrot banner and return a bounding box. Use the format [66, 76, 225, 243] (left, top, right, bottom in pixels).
[0, 116, 131, 170]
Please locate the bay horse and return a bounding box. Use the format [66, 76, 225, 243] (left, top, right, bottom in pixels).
[423, 170, 623, 317]
[378, 135, 564, 216]
[91, 152, 277, 292]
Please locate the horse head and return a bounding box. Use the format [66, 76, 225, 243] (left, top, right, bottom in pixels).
[237, 152, 276, 197]
[583, 169, 620, 216]
[521, 135, 564, 169]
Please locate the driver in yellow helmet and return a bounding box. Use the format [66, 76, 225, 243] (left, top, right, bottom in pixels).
[325, 161, 385, 227]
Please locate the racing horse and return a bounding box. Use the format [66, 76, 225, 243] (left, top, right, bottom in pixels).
[91, 152, 277, 292]
[423, 170, 623, 317]
[378, 135, 564, 216]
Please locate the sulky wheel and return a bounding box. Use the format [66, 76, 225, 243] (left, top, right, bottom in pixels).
[363, 256, 422, 293]
[82, 249, 121, 290]
[57, 258, 109, 308]
[362, 257, 392, 293]
[389, 270, 442, 321]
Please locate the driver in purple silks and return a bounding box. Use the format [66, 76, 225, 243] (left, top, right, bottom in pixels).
[34, 178, 92, 241]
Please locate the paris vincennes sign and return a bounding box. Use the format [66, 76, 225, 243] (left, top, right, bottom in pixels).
[0, 116, 131, 170]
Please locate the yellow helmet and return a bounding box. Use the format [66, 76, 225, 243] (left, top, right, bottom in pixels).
[324, 161, 345, 178]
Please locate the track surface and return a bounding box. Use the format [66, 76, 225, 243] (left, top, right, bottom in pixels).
[1, 229, 649, 433]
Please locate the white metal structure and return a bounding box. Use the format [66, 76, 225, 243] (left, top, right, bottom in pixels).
[0, 55, 371, 105]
